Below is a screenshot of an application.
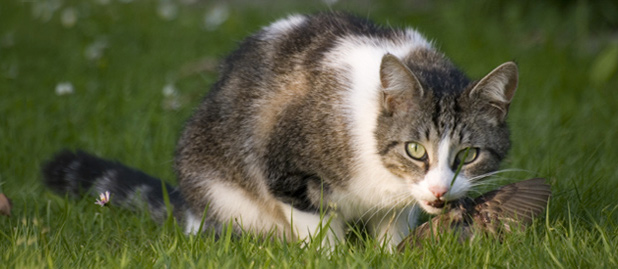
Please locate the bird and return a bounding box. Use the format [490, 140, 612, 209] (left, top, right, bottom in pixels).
[398, 178, 551, 251]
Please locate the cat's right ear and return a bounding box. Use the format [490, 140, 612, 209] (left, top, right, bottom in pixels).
[468, 61, 518, 123]
[379, 53, 424, 116]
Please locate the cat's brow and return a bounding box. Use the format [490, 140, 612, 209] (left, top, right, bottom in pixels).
[379, 141, 399, 156]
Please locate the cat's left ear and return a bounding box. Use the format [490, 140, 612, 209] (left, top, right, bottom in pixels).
[469, 61, 518, 122]
[379, 53, 424, 116]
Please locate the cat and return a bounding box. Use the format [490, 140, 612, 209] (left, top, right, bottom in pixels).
[42, 11, 518, 248]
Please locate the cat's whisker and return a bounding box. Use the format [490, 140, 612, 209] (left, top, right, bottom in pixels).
[327, 192, 385, 222]
[364, 201, 411, 243]
[466, 189, 486, 197]
[354, 193, 411, 225]
[406, 205, 420, 228]
[374, 206, 396, 229]
[357, 203, 391, 223]
[466, 169, 542, 198]
[468, 168, 530, 181]
[470, 180, 502, 188]
[469, 181, 510, 192]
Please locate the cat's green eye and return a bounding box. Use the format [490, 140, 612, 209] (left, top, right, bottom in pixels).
[405, 142, 427, 161]
[456, 147, 479, 165]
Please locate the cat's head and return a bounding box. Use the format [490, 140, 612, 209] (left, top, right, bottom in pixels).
[376, 52, 518, 214]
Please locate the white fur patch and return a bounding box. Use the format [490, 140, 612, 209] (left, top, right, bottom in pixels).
[200, 181, 344, 245]
[92, 170, 118, 194]
[205, 181, 283, 234]
[185, 209, 202, 234]
[261, 14, 306, 40]
[279, 203, 345, 245]
[325, 32, 432, 219]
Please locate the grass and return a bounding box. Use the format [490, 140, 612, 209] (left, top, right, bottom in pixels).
[2, 0, 617, 267]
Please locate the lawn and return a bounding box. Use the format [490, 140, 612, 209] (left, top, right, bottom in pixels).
[1, 0, 617, 267]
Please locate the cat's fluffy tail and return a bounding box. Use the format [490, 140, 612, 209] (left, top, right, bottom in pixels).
[42, 150, 186, 223]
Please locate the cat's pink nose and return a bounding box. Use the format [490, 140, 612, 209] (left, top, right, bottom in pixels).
[429, 186, 448, 199]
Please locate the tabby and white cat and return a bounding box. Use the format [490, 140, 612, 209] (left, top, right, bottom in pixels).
[43, 12, 518, 248]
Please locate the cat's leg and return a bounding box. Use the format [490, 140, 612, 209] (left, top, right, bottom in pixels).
[184, 180, 344, 246]
[184, 180, 292, 237]
[279, 203, 346, 247]
[184, 209, 205, 234]
[368, 205, 419, 249]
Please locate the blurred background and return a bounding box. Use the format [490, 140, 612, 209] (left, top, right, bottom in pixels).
[1, 0, 617, 243]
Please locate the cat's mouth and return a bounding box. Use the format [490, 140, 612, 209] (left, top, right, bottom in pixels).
[419, 198, 450, 214]
[427, 199, 445, 209]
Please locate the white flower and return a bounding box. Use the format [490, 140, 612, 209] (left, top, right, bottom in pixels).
[1, 32, 15, 48]
[61, 7, 78, 28]
[31, 0, 61, 22]
[94, 0, 111, 5]
[84, 38, 108, 61]
[162, 83, 181, 110]
[323, 0, 339, 5]
[204, 4, 229, 31]
[162, 83, 177, 97]
[55, 82, 74, 95]
[95, 191, 110, 207]
[157, 1, 178, 21]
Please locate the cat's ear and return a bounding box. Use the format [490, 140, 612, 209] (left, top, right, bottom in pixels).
[469, 61, 518, 122]
[379, 53, 424, 115]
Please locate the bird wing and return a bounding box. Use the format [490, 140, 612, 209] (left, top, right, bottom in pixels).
[472, 178, 551, 233]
